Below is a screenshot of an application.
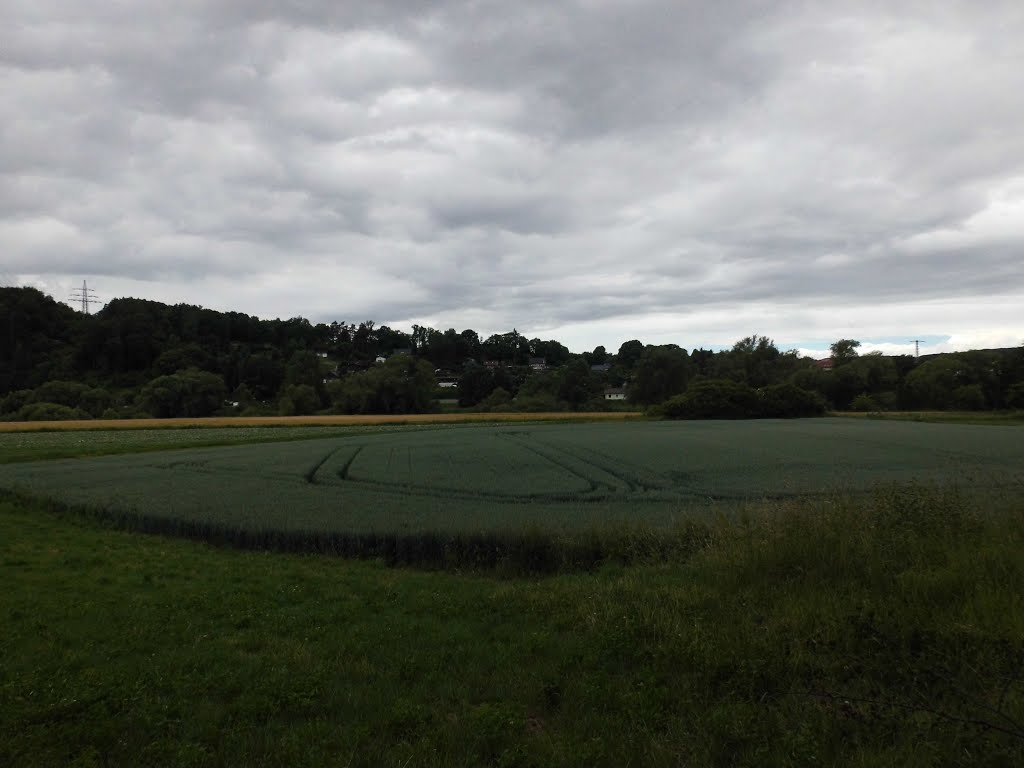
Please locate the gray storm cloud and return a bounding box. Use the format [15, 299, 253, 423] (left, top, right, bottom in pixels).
[2, 0, 1023, 351]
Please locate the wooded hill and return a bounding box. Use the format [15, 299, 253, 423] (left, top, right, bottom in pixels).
[2, 286, 1022, 420]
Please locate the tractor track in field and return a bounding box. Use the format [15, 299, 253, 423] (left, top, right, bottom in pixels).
[497, 433, 604, 494]
[304, 444, 351, 484]
[543, 441, 674, 494]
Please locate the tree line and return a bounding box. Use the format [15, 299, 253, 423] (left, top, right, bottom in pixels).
[1, 287, 1022, 420]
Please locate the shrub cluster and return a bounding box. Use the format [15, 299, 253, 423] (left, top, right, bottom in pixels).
[658, 379, 826, 420]
[0, 381, 116, 421]
[12, 402, 91, 421]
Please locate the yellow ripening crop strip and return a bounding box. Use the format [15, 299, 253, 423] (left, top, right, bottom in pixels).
[0, 412, 645, 432]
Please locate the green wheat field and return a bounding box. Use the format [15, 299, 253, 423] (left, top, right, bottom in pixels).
[2, 418, 1021, 538]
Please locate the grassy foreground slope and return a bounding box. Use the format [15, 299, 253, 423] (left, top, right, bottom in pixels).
[3, 489, 1023, 767]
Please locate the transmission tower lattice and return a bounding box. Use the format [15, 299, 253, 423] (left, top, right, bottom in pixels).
[910, 339, 924, 358]
[69, 280, 102, 314]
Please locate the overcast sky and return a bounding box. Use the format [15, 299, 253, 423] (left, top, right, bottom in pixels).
[3, 1, 1023, 357]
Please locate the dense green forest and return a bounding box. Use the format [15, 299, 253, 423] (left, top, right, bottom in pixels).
[1, 287, 1022, 420]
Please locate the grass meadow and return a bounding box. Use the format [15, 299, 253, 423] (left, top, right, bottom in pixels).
[1, 418, 1023, 765]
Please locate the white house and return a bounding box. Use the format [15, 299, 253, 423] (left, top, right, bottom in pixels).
[604, 387, 627, 401]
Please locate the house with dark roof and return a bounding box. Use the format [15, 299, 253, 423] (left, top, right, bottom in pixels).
[604, 387, 627, 401]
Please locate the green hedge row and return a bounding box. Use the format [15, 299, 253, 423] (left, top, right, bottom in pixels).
[657, 380, 826, 420]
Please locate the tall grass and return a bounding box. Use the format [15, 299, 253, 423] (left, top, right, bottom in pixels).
[0, 488, 713, 574]
[7, 482, 1019, 578]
